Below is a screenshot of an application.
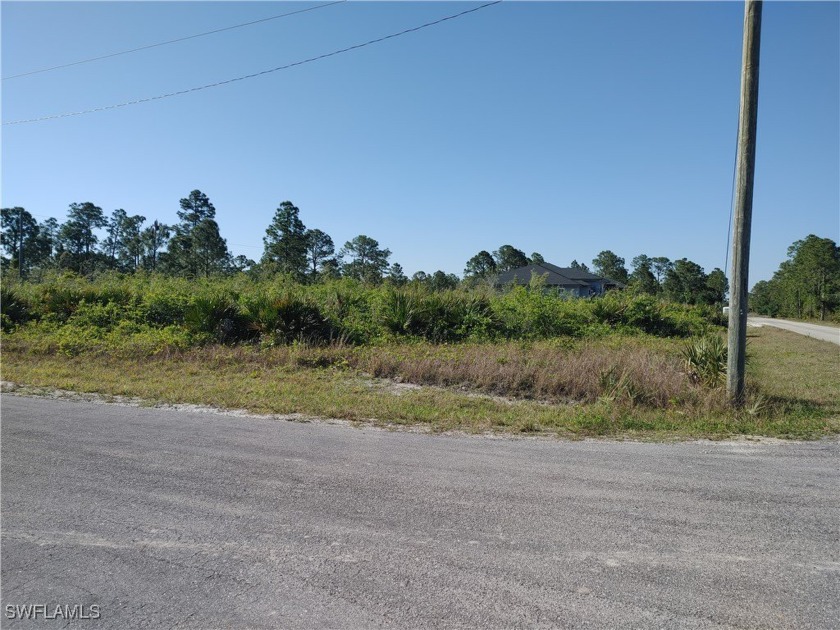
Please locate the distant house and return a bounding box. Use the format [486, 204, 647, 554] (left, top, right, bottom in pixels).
[495, 262, 625, 297]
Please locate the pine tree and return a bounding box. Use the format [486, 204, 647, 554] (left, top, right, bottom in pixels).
[262, 201, 308, 279]
[464, 251, 497, 278]
[163, 191, 228, 277]
[340, 235, 391, 283]
[304, 228, 335, 280]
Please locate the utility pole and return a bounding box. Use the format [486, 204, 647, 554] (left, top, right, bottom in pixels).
[152, 220, 159, 269]
[18, 207, 25, 279]
[727, 0, 762, 405]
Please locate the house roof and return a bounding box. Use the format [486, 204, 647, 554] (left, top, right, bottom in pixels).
[495, 262, 626, 288]
[495, 263, 589, 287]
[538, 262, 603, 282]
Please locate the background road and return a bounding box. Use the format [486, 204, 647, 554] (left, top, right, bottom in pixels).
[748, 316, 840, 345]
[2, 396, 838, 629]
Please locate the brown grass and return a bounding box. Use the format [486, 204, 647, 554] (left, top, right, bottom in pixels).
[121, 338, 722, 412]
[354, 342, 720, 409]
[2, 328, 837, 439]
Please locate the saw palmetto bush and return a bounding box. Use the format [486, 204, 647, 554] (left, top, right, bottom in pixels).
[242, 293, 333, 345]
[379, 289, 499, 342]
[184, 293, 252, 344]
[682, 334, 728, 387]
[380, 289, 421, 336]
[0, 286, 31, 331]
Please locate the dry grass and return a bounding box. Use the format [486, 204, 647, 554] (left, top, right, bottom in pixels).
[353, 341, 721, 410]
[101, 337, 721, 411]
[2, 329, 837, 439]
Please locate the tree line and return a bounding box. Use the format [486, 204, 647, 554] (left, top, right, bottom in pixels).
[0, 191, 510, 289]
[750, 235, 840, 320]
[1, 192, 396, 284]
[3, 189, 792, 308]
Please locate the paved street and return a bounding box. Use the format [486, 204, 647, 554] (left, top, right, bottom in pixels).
[748, 316, 840, 345]
[2, 396, 838, 629]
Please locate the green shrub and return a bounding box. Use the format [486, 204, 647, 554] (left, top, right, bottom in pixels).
[682, 334, 728, 387]
[38, 286, 86, 321]
[380, 289, 421, 336]
[2, 273, 723, 351]
[417, 292, 499, 342]
[456, 294, 500, 341]
[139, 292, 190, 327]
[68, 300, 132, 331]
[1, 287, 31, 331]
[314, 282, 379, 344]
[103, 323, 194, 357]
[591, 294, 627, 326]
[620, 295, 667, 334]
[493, 286, 591, 338]
[53, 324, 107, 357]
[184, 294, 253, 344]
[378, 289, 499, 342]
[661, 302, 714, 337]
[242, 293, 333, 345]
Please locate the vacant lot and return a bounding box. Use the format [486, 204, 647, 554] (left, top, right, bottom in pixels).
[3, 326, 837, 439]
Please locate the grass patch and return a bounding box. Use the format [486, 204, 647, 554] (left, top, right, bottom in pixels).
[2, 327, 837, 440]
[745, 326, 840, 407]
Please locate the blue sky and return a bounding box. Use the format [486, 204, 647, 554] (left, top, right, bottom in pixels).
[2, 1, 838, 285]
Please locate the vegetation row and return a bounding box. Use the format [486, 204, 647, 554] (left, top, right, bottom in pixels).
[3, 192, 732, 307]
[1, 273, 722, 355]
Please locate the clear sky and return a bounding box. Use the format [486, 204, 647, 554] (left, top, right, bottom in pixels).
[2, 1, 838, 285]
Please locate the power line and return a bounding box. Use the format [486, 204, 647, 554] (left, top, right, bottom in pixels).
[2, 1, 347, 81]
[4, 1, 502, 126]
[724, 115, 740, 276]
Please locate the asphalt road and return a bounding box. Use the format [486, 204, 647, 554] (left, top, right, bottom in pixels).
[2, 396, 838, 629]
[748, 316, 840, 345]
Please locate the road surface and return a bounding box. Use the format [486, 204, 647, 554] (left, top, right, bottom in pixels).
[2, 396, 838, 629]
[748, 316, 840, 345]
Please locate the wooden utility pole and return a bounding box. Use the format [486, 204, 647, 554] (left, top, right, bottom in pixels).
[727, 0, 763, 404]
[18, 207, 25, 279]
[152, 220, 159, 269]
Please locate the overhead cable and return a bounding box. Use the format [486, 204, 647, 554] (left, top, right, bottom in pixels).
[724, 117, 740, 275]
[2, 1, 347, 81]
[5, 1, 501, 126]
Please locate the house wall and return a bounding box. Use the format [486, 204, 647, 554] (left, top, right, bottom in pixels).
[552, 284, 594, 297]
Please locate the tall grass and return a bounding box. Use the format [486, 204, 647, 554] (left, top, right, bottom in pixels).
[354, 341, 721, 410]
